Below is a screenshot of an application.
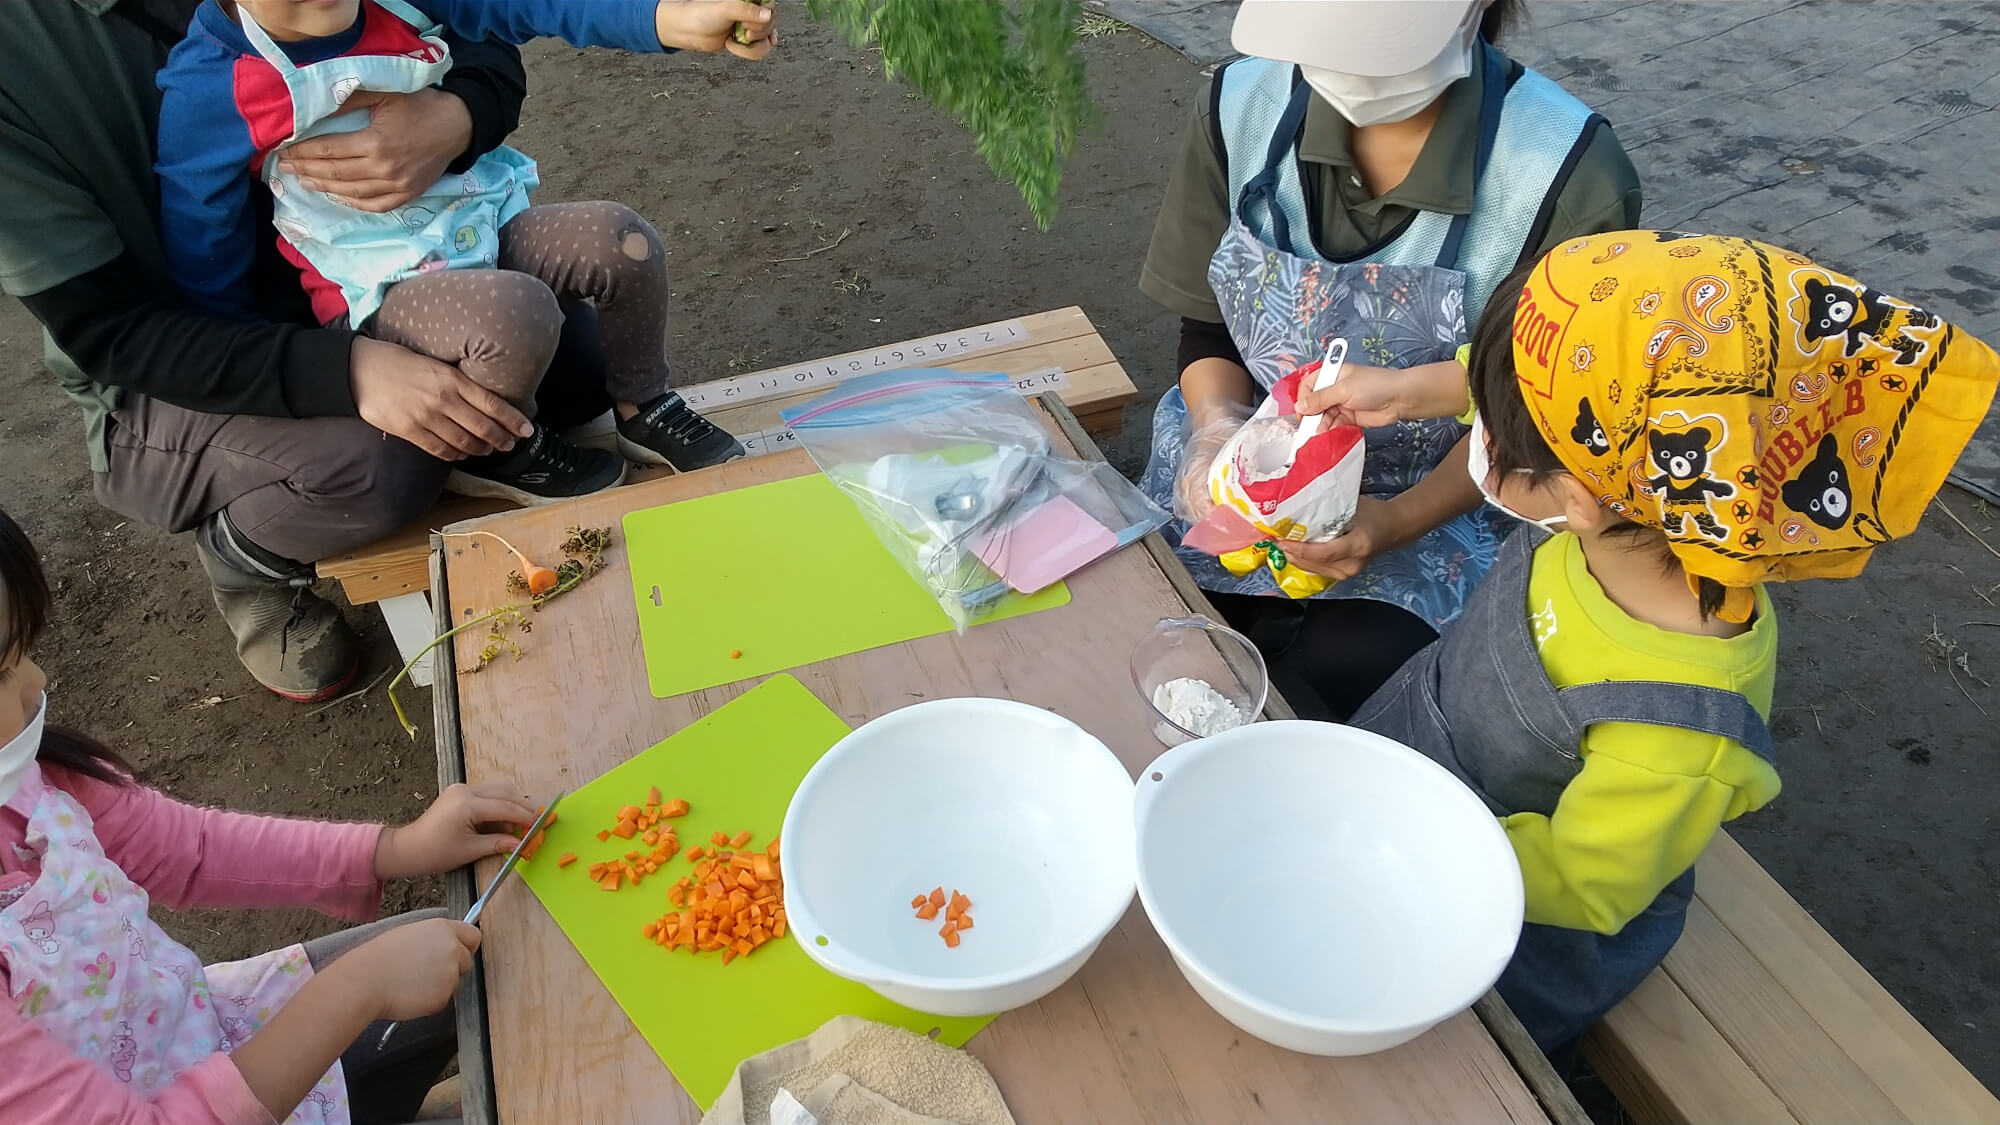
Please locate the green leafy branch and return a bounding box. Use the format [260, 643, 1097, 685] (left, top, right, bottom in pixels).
[807, 0, 1095, 229]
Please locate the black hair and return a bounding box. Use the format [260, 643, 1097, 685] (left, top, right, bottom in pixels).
[1481, 0, 1525, 44]
[1470, 264, 1731, 619]
[0, 509, 136, 786]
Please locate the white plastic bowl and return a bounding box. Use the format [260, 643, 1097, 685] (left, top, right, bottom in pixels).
[1134, 721, 1523, 1055]
[781, 697, 1137, 1016]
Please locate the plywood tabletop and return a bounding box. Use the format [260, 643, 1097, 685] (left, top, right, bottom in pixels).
[439, 407, 1551, 1125]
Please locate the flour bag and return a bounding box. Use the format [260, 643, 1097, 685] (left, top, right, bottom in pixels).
[1181, 360, 1366, 598]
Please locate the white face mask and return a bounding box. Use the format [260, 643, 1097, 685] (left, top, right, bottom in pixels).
[0, 692, 47, 808]
[1467, 416, 1569, 532]
[1300, 19, 1478, 127]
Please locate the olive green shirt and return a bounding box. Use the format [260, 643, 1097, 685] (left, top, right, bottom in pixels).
[1141, 48, 1643, 324]
[0, 0, 171, 470]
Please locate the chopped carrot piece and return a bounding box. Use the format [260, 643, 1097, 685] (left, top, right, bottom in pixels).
[611, 822, 637, 840]
[915, 902, 939, 921]
[556, 853, 578, 869]
[596, 829, 611, 842]
[754, 855, 775, 882]
[588, 862, 606, 880]
[772, 916, 787, 939]
[943, 926, 961, 948]
[721, 948, 738, 965]
[730, 830, 753, 849]
[542, 811, 557, 828]
[734, 938, 754, 956]
[642, 921, 658, 939]
[646, 786, 661, 806]
[928, 887, 946, 909]
[939, 919, 957, 940]
[662, 798, 689, 818]
[736, 871, 758, 890]
[638, 830, 655, 846]
[955, 913, 973, 930]
[599, 871, 622, 891]
[625, 850, 641, 862]
[617, 805, 642, 822]
[949, 891, 970, 913]
[730, 854, 756, 870]
[711, 831, 730, 847]
[911, 894, 927, 909]
[945, 905, 963, 923]
[766, 838, 781, 860]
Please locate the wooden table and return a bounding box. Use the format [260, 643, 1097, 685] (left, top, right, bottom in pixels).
[430, 342, 1579, 1125]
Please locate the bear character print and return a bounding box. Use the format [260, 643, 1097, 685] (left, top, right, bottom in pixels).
[1800, 277, 1939, 365]
[1646, 412, 1734, 540]
[1571, 397, 1611, 456]
[1782, 434, 1852, 530]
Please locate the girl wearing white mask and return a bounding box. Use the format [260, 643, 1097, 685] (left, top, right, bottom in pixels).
[0, 507, 555, 1124]
[1136, 0, 1640, 719]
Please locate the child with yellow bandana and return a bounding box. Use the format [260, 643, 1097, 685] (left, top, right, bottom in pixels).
[1350, 231, 1999, 1063]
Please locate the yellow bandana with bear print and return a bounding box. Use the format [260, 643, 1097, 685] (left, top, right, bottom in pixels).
[1510, 231, 1998, 622]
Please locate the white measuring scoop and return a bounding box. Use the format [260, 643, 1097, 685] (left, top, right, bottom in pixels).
[1288, 336, 1350, 462]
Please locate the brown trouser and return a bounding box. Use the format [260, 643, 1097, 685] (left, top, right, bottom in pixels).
[367, 201, 672, 411]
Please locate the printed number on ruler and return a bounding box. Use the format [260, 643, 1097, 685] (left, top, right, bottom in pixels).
[737, 368, 1070, 460]
[680, 319, 1031, 412]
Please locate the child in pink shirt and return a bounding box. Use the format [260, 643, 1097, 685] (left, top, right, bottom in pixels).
[0, 506, 543, 1124]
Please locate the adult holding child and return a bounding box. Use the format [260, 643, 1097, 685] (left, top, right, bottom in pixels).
[1137, 0, 1642, 718]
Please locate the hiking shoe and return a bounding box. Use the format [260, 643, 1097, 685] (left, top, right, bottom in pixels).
[444, 424, 627, 505]
[616, 392, 745, 471]
[195, 511, 360, 703]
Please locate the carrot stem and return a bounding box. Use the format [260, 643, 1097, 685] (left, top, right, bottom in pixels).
[386, 602, 523, 737]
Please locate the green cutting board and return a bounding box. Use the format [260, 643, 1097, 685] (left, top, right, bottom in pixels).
[518, 675, 994, 1109]
[623, 473, 1068, 698]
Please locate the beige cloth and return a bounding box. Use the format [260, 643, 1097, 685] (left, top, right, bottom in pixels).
[701, 1017, 1014, 1125]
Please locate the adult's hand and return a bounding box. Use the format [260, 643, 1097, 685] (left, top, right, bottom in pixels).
[350, 337, 532, 459]
[276, 88, 472, 213]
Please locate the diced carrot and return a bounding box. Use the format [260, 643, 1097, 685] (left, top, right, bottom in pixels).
[955, 913, 973, 930]
[588, 862, 606, 880]
[599, 871, 622, 891]
[542, 811, 557, 828]
[945, 905, 963, 923]
[948, 891, 970, 913]
[730, 830, 753, 849]
[662, 798, 689, 818]
[642, 921, 658, 939]
[928, 887, 946, 908]
[943, 926, 961, 948]
[715, 851, 734, 863]
[766, 838, 780, 860]
[721, 948, 738, 965]
[911, 893, 927, 909]
[915, 902, 939, 921]
[939, 919, 957, 940]
[772, 917, 787, 939]
[617, 805, 642, 822]
[754, 855, 775, 882]
[646, 786, 661, 806]
[711, 831, 730, 846]
[625, 850, 641, 862]
[611, 822, 637, 840]
[733, 938, 754, 956]
[730, 854, 756, 870]
[596, 829, 611, 842]
[736, 871, 758, 891]
[556, 853, 578, 869]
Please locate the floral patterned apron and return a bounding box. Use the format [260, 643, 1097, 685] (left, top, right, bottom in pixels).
[0, 764, 348, 1123]
[1140, 61, 1512, 628]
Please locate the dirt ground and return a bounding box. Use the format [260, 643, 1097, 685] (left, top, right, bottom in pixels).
[2, 13, 1995, 1094]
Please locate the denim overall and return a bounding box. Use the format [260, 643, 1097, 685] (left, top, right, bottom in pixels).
[1139, 46, 1593, 628]
[240, 0, 539, 328]
[1351, 528, 1776, 1058]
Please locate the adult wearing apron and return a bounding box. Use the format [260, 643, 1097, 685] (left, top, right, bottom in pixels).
[1137, 0, 1641, 719]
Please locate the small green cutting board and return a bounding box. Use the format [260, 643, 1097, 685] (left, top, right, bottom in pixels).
[518, 675, 994, 1109]
[623, 473, 1067, 698]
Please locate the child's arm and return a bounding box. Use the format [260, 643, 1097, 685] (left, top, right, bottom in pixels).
[0, 1003, 263, 1124]
[61, 767, 387, 920]
[1504, 733, 1781, 934]
[154, 32, 266, 322]
[413, 0, 774, 53]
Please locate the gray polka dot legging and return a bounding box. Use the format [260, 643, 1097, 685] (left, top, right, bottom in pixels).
[366, 200, 671, 416]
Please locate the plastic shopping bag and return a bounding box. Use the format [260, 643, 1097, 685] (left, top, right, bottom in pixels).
[782, 370, 1168, 630]
[1180, 360, 1366, 598]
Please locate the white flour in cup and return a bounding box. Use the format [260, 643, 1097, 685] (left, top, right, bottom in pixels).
[1151, 677, 1246, 739]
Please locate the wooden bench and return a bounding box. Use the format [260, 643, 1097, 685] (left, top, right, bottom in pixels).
[317, 307, 1140, 685]
[1584, 830, 1999, 1124]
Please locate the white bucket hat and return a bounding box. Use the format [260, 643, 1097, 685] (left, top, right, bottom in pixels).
[1232, 0, 1483, 77]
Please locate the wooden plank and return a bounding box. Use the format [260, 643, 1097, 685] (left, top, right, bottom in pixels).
[429, 543, 497, 1125]
[1695, 833, 2000, 1124]
[317, 308, 1137, 605]
[1662, 898, 1910, 1124]
[443, 408, 1547, 1123]
[1584, 969, 1798, 1125]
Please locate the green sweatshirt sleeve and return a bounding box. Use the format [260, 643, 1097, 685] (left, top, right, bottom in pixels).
[1502, 730, 1781, 934]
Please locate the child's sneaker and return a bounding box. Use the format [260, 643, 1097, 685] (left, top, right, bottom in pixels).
[616, 391, 745, 471]
[446, 424, 627, 505]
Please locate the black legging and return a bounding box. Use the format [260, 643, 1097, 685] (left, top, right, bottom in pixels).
[1207, 593, 1438, 722]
